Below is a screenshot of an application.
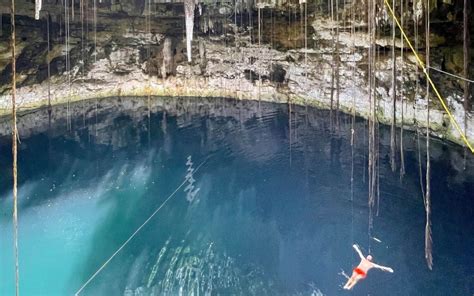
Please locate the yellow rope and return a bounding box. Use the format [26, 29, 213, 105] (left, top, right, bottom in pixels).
[384, 0, 474, 153]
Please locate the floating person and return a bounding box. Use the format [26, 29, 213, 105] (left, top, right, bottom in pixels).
[343, 244, 394, 290]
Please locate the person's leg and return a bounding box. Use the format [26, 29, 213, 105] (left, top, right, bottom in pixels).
[343, 273, 356, 289]
[343, 279, 352, 290]
[347, 275, 362, 290]
[347, 278, 358, 289]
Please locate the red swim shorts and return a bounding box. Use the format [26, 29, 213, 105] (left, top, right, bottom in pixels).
[354, 267, 367, 278]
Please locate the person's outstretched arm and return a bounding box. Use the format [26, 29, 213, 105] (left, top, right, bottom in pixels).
[352, 244, 365, 260]
[372, 263, 394, 273]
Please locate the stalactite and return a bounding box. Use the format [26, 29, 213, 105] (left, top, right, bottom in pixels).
[390, 0, 397, 172]
[35, 0, 42, 20]
[184, 0, 195, 62]
[10, 0, 20, 293]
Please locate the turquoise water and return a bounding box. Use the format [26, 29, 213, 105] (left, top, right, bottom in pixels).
[0, 97, 473, 295]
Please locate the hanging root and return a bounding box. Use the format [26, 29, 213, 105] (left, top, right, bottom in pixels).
[11, 0, 20, 293]
[425, 210, 433, 270]
[424, 0, 433, 271]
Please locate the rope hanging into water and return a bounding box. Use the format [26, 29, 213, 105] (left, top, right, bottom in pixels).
[74, 158, 209, 295]
[384, 0, 473, 153]
[10, 0, 20, 293]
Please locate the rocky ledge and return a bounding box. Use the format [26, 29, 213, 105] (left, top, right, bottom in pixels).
[0, 9, 472, 148]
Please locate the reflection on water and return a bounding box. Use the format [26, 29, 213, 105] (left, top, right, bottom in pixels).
[0, 97, 473, 295]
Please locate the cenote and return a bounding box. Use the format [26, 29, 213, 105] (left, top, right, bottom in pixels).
[0, 97, 473, 295]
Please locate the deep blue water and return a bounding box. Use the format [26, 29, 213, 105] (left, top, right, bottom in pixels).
[0, 97, 473, 295]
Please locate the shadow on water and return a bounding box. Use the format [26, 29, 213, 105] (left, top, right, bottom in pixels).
[0, 96, 473, 295]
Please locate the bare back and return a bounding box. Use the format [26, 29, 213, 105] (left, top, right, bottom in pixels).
[356, 258, 375, 273]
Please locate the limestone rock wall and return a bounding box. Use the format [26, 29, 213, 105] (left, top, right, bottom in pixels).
[0, 0, 473, 148]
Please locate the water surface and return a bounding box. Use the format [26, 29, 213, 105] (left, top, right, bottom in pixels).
[0, 97, 473, 295]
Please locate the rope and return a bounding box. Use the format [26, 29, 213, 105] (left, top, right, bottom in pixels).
[427, 66, 474, 84]
[10, 0, 20, 293]
[74, 158, 209, 295]
[384, 0, 474, 153]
